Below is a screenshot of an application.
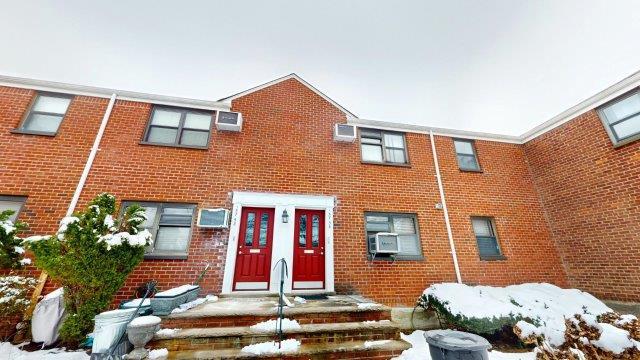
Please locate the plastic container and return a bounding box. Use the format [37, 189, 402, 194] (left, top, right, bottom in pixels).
[151, 284, 199, 316]
[91, 308, 137, 354]
[424, 329, 491, 360]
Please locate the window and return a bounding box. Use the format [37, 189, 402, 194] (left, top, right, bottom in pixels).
[0, 196, 27, 223]
[471, 217, 504, 260]
[597, 90, 640, 146]
[454, 139, 481, 171]
[122, 201, 196, 259]
[360, 129, 408, 164]
[364, 212, 422, 260]
[18, 92, 72, 134]
[143, 106, 213, 148]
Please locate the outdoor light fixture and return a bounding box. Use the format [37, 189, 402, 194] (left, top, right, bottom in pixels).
[282, 209, 289, 223]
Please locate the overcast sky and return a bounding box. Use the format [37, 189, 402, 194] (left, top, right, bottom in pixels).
[1, 1, 640, 135]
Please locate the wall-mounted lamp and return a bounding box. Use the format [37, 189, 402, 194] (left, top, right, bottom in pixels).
[282, 209, 289, 223]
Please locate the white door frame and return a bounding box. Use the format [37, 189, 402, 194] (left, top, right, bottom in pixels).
[221, 191, 336, 295]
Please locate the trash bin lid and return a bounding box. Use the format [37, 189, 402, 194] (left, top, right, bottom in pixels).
[424, 329, 491, 352]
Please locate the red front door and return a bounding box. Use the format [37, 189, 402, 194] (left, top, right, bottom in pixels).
[233, 207, 275, 291]
[292, 209, 325, 290]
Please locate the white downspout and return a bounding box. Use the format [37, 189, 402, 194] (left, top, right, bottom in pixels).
[66, 93, 117, 216]
[429, 130, 462, 283]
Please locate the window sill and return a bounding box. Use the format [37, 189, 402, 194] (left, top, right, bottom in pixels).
[479, 255, 507, 261]
[144, 253, 188, 260]
[139, 141, 209, 150]
[361, 161, 411, 168]
[611, 134, 640, 148]
[459, 168, 483, 173]
[11, 129, 57, 137]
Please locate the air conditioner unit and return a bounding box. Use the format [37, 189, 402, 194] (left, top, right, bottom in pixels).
[215, 111, 243, 132]
[197, 208, 230, 228]
[372, 233, 401, 254]
[333, 124, 357, 142]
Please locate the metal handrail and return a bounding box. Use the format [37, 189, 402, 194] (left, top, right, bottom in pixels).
[273, 258, 288, 348]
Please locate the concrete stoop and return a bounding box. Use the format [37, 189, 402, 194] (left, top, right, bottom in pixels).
[149, 295, 411, 359]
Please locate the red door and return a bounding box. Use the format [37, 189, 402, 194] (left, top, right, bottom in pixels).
[293, 209, 325, 290]
[233, 207, 275, 291]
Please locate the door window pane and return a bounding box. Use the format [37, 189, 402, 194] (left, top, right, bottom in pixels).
[154, 227, 190, 252]
[147, 127, 178, 144]
[245, 212, 255, 246]
[299, 215, 307, 247]
[180, 130, 209, 147]
[362, 144, 383, 162]
[151, 109, 181, 127]
[312, 215, 320, 247]
[184, 113, 212, 130]
[23, 114, 63, 133]
[33, 95, 71, 114]
[259, 212, 269, 247]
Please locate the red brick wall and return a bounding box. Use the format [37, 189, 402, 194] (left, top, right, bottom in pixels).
[0, 79, 569, 315]
[524, 110, 640, 302]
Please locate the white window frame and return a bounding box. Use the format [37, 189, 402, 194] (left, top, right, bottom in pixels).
[597, 89, 640, 147]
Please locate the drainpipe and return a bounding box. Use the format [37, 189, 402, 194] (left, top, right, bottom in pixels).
[66, 93, 117, 216]
[429, 130, 462, 283]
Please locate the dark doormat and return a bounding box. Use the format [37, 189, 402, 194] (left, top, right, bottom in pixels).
[298, 294, 329, 300]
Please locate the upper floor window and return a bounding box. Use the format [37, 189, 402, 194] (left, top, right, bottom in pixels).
[364, 212, 422, 260]
[143, 106, 213, 148]
[18, 93, 72, 135]
[122, 201, 196, 259]
[0, 196, 27, 223]
[471, 217, 504, 260]
[360, 129, 408, 165]
[454, 139, 481, 171]
[597, 90, 640, 147]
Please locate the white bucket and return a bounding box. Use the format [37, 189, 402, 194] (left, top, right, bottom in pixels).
[92, 308, 137, 354]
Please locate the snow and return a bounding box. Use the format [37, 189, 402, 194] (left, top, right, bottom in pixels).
[19, 258, 31, 265]
[103, 214, 115, 229]
[98, 229, 152, 250]
[364, 339, 391, 348]
[155, 284, 199, 297]
[22, 235, 52, 242]
[0, 219, 16, 234]
[156, 328, 179, 336]
[250, 318, 301, 332]
[14, 246, 25, 254]
[0, 276, 37, 305]
[241, 339, 301, 355]
[170, 297, 206, 314]
[57, 216, 79, 236]
[357, 302, 382, 309]
[425, 283, 612, 347]
[129, 315, 161, 327]
[591, 323, 640, 354]
[616, 314, 638, 326]
[0, 342, 88, 360]
[392, 331, 535, 360]
[148, 348, 168, 359]
[122, 298, 151, 307]
[363, 320, 391, 324]
[293, 296, 306, 304]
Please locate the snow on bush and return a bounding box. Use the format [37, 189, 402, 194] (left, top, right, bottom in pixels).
[0, 342, 89, 359]
[241, 339, 301, 355]
[420, 282, 611, 342]
[0, 209, 31, 269]
[250, 318, 301, 332]
[0, 275, 37, 328]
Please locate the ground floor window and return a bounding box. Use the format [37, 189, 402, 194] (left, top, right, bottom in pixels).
[364, 212, 423, 260]
[0, 196, 27, 222]
[471, 217, 504, 260]
[121, 201, 196, 259]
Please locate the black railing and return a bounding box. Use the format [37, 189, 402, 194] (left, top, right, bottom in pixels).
[273, 258, 289, 348]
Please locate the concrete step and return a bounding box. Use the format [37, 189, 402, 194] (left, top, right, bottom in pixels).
[150, 320, 400, 351]
[164, 339, 411, 359]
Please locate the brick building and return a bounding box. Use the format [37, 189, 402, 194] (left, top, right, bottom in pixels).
[0, 71, 638, 313]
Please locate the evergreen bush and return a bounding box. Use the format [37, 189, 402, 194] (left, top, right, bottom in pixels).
[26, 193, 152, 345]
[0, 210, 29, 269]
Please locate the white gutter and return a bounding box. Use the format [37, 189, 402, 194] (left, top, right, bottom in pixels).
[66, 93, 117, 216]
[429, 130, 462, 283]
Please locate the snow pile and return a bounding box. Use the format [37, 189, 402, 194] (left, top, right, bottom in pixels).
[293, 296, 306, 304]
[148, 348, 168, 359]
[169, 294, 217, 314]
[616, 314, 638, 326]
[422, 283, 611, 346]
[0, 342, 89, 359]
[392, 331, 535, 360]
[364, 339, 391, 348]
[357, 302, 382, 309]
[590, 323, 639, 354]
[156, 284, 198, 297]
[156, 328, 179, 336]
[129, 315, 161, 327]
[241, 339, 301, 355]
[250, 318, 301, 332]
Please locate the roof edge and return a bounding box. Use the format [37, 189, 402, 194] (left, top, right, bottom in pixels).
[0, 74, 230, 111]
[219, 73, 358, 118]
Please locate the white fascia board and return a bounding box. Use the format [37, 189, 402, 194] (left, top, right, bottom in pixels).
[521, 70, 640, 143]
[232, 191, 335, 208]
[219, 73, 358, 119]
[0, 74, 230, 111]
[349, 118, 523, 144]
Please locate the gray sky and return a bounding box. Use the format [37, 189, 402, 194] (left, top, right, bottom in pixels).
[2, 1, 640, 135]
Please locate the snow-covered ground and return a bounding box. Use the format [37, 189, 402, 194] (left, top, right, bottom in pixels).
[0, 342, 89, 360]
[241, 339, 301, 355]
[393, 331, 535, 360]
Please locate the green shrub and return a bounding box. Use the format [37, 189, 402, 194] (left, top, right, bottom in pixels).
[0, 275, 37, 332]
[0, 210, 29, 269]
[418, 293, 528, 335]
[26, 193, 151, 345]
